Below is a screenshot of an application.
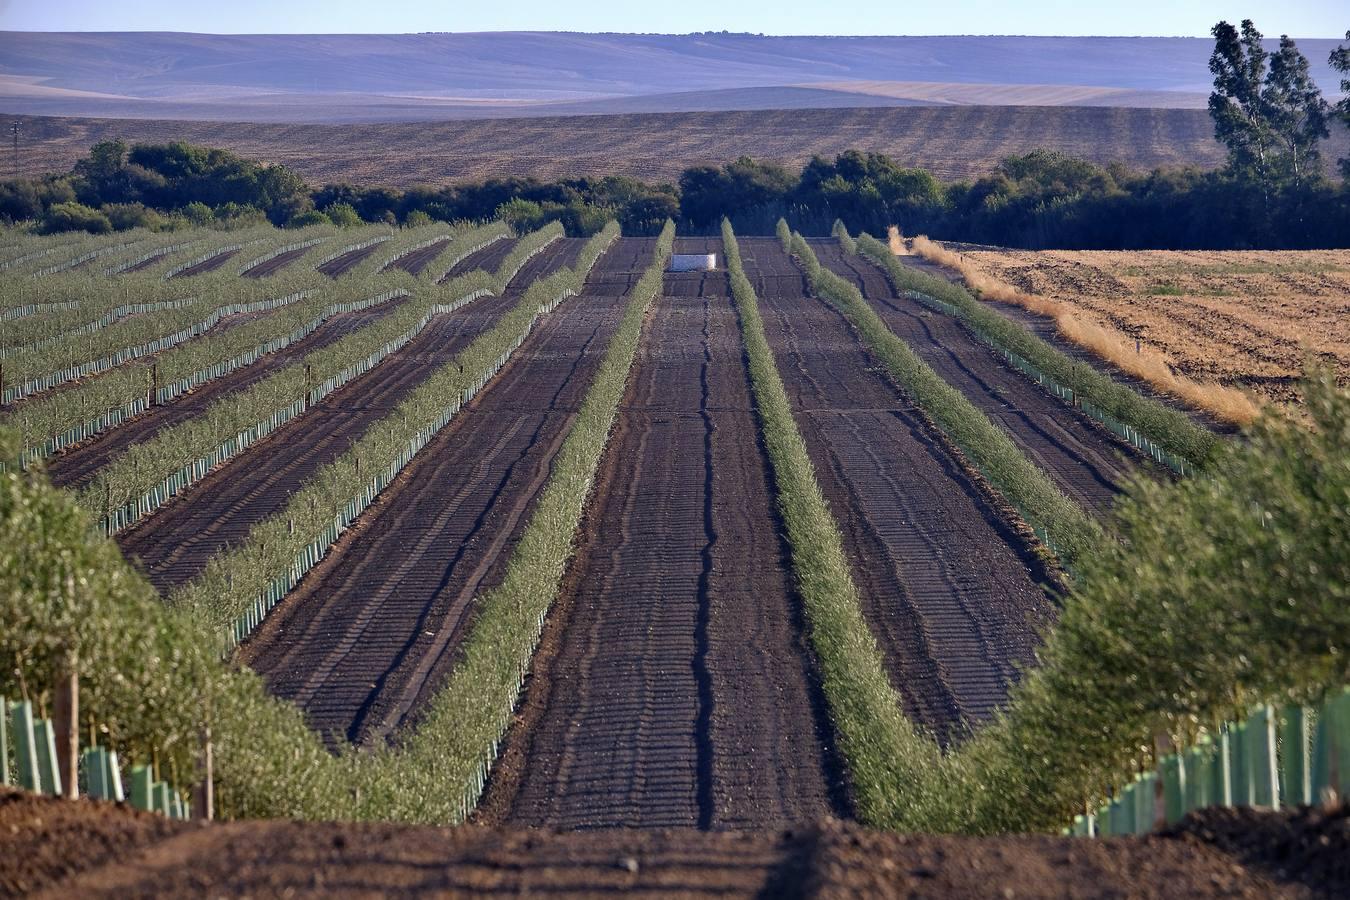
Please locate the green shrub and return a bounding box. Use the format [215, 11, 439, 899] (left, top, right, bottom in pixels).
[41, 202, 113, 235]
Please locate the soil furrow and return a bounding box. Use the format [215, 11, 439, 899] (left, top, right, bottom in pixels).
[168, 247, 241, 279]
[503, 237, 587, 291]
[46, 294, 413, 490]
[241, 264, 629, 745]
[741, 237, 1053, 746]
[438, 237, 519, 283]
[382, 237, 451, 275]
[114, 291, 522, 593]
[241, 246, 309, 278]
[485, 238, 844, 830]
[808, 239, 1133, 516]
[317, 242, 382, 278]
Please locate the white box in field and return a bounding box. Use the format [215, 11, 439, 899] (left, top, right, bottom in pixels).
[669, 253, 716, 272]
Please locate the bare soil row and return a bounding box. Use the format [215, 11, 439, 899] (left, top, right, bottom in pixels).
[380, 237, 451, 275]
[240, 245, 633, 747]
[167, 247, 242, 279]
[437, 237, 519, 283]
[739, 237, 1054, 746]
[480, 249, 846, 828]
[809, 239, 1135, 517]
[241, 245, 310, 278]
[315, 242, 382, 278]
[114, 239, 582, 592]
[47, 295, 412, 490]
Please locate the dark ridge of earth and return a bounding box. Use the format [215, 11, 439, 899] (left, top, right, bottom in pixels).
[2, 788, 1346, 898]
[10, 104, 1318, 188]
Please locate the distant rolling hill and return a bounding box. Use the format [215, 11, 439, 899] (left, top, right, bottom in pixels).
[2, 31, 1344, 122]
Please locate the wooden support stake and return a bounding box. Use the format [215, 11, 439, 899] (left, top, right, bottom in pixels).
[52, 667, 78, 799]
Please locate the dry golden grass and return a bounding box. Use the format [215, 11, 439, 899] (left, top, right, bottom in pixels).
[909, 236, 1267, 425]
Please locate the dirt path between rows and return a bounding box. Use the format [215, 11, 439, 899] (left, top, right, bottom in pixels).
[478, 239, 846, 829]
[741, 237, 1054, 747]
[48, 294, 413, 491]
[242, 245, 311, 278]
[5, 789, 1341, 898]
[382, 237, 452, 275]
[317, 242, 383, 278]
[808, 239, 1135, 517]
[167, 247, 242, 279]
[437, 237, 518, 283]
[240, 241, 634, 746]
[114, 236, 589, 591]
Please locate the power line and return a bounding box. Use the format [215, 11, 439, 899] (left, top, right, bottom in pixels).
[10, 122, 19, 179]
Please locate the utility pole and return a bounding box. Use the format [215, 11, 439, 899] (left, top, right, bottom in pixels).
[10, 121, 19, 179]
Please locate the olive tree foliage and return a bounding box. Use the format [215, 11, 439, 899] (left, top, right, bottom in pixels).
[1331, 30, 1350, 180]
[1209, 20, 1329, 194]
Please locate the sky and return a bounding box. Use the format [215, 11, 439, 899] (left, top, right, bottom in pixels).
[0, 0, 1346, 37]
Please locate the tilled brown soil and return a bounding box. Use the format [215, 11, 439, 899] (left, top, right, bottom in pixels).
[5, 789, 1341, 899]
[116, 247, 177, 274]
[382, 237, 452, 275]
[580, 236, 659, 295]
[242, 245, 312, 278]
[741, 238, 1054, 746]
[115, 291, 524, 593]
[807, 239, 1134, 517]
[480, 244, 846, 830]
[502, 237, 587, 291]
[46, 294, 413, 491]
[167, 247, 241, 279]
[438, 237, 518, 283]
[240, 242, 633, 747]
[317, 242, 384, 278]
[896, 253, 1237, 433]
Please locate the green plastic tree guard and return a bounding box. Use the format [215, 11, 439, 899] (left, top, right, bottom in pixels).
[1184, 739, 1213, 813]
[1247, 705, 1279, 808]
[1161, 753, 1187, 824]
[34, 717, 61, 796]
[0, 697, 9, 786]
[130, 765, 153, 811]
[9, 702, 39, 792]
[1231, 722, 1252, 806]
[1280, 705, 1311, 806]
[1212, 731, 1233, 807]
[1111, 792, 1134, 836]
[154, 781, 171, 816]
[1133, 772, 1156, 833]
[105, 751, 124, 802]
[82, 748, 105, 799]
[1311, 687, 1350, 805]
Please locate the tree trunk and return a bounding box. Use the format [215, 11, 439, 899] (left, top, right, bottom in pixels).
[52, 667, 78, 800]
